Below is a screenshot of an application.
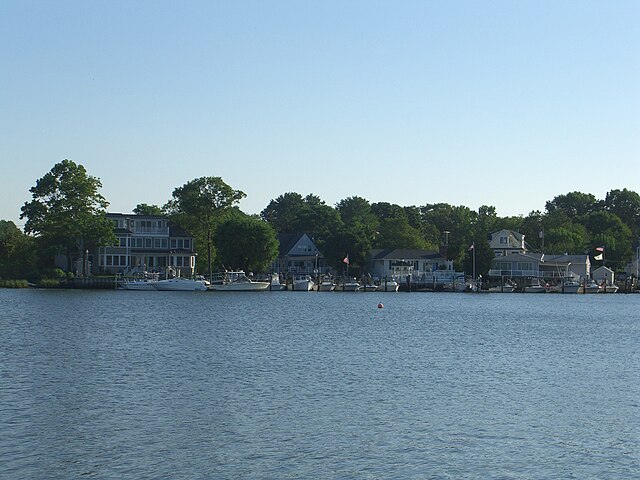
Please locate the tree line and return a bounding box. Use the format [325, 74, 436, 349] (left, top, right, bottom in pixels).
[1, 160, 639, 283]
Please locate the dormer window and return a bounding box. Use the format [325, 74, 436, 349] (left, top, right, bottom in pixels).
[500, 236, 508, 244]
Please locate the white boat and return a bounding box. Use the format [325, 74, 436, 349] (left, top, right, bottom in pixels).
[118, 273, 159, 290]
[340, 278, 361, 291]
[488, 282, 516, 293]
[292, 275, 314, 291]
[524, 279, 548, 293]
[583, 280, 601, 294]
[548, 277, 581, 294]
[599, 283, 619, 294]
[269, 273, 287, 291]
[362, 284, 378, 292]
[208, 271, 270, 291]
[317, 276, 336, 291]
[152, 277, 208, 291]
[377, 279, 399, 292]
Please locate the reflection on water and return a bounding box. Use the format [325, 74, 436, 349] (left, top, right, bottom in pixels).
[1, 290, 639, 478]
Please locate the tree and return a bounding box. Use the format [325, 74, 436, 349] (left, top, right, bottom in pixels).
[335, 196, 379, 238]
[0, 220, 38, 280]
[164, 177, 246, 275]
[545, 191, 600, 217]
[543, 224, 588, 254]
[133, 203, 164, 216]
[20, 160, 114, 272]
[261, 192, 306, 233]
[584, 211, 633, 269]
[213, 214, 279, 273]
[463, 239, 494, 280]
[604, 188, 640, 239]
[374, 217, 428, 249]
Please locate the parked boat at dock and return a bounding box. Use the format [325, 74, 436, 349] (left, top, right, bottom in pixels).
[209, 271, 270, 291]
[292, 275, 314, 291]
[152, 277, 208, 291]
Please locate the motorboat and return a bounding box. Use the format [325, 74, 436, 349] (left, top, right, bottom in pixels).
[292, 275, 314, 291]
[152, 277, 208, 291]
[208, 271, 270, 291]
[583, 280, 601, 294]
[599, 282, 619, 294]
[339, 278, 361, 292]
[317, 276, 336, 291]
[524, 279, 548, 293]
[548, 277, 581, 294]
[117, 273, 159, 290]
[269, 273, 287, 291]
[488, 280, 517, 293]
[377, 279, 399, 292]
[362, 284, 378, 292]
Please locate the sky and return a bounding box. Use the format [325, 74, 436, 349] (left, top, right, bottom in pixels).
[2, 0, 639, 228]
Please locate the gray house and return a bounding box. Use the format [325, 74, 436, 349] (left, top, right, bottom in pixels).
[275, 233, 326, 276]
[489, 252, 591, 282]
[369, 248, 456, 283]
[94, 213, 196, 277]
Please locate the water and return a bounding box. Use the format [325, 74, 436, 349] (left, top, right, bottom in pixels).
[1, 289, 639, 479]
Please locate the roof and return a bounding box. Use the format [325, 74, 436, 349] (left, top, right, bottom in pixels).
[370, 248, 443, 261]
[277, 233, 305, 255]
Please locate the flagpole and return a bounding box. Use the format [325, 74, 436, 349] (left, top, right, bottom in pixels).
[471, 242, 476, 292]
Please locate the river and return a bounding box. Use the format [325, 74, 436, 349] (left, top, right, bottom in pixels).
[1, 289, 639, 479]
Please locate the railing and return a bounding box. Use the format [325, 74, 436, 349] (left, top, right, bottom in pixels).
[488, 269, 567, 279]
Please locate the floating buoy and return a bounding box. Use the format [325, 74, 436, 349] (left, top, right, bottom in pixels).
[377, 303, 384, 309]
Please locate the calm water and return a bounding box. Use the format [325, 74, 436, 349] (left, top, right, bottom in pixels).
[1, 289, 639, 479]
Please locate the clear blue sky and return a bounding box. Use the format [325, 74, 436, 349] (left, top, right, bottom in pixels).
[2, 0, 638, 228]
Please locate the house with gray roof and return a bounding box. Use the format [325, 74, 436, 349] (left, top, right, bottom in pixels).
[369, 248, 460, 285]
[275, 233, 326, 276]
[489, 252, 591, 282]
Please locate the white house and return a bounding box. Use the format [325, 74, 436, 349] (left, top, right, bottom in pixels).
[369, 248, 456, 283]
[489, 229, 530, 257]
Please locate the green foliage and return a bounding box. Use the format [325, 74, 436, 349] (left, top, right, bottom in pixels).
[374, 217, 428, 249]
[38, 278, 61, 288]
[133, 203, 164, 216]
[20, 160, 115, 272]
[212, 214, 279, 273]
[164, 177, 246, 274]
[0, 220, 39, 280]
[0, 279, 30, 288]
[604, 188, 640, 238]
[463, 239, 494, 278]
[545, 191, 601, 217]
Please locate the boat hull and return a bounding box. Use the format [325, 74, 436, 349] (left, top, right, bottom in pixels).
[152, 279, 208, 291]
[209, 282, 270, 291]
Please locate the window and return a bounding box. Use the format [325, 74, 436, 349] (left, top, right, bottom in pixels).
[145, 238, 152, 248]
[154, 238, 161, 249]
[517, 262, 532, 271]
[161, 239, 167, 249]
[119, 237, 127, 247]
[176, 256, 183, 267]
[177, 239, 184, 249]
[183, 239, 190, 249]
[170, 239, 177, 249]
[500, 236, 508, 244]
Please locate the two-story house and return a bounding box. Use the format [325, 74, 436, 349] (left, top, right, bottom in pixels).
[275, 233, 327, 276]
[94, 213, 196, 278]
[489, 229, 531, 257]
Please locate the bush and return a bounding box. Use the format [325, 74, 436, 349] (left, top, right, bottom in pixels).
[0, 279, 29, 288]
[38, 278, 61, 288]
